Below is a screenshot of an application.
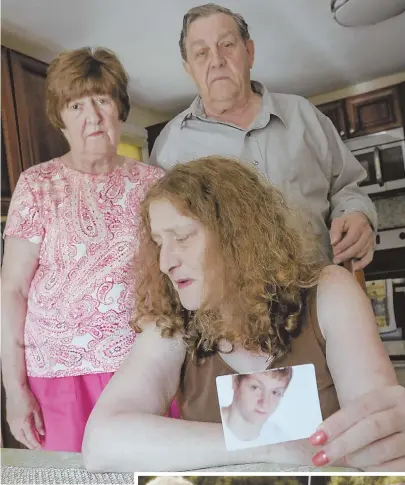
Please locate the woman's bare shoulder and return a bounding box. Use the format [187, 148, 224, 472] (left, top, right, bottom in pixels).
[318, 263, 356, 285]
[130, 320, 186, 362]
[316, 264, 373, 338]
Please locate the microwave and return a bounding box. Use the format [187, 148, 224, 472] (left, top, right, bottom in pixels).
[345, 127, 405, 195]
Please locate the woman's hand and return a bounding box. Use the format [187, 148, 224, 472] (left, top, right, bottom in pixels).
[6, 386, 45, 449]
[309, 385, 405, 471]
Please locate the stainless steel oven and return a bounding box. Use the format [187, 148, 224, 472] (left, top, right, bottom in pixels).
[372, 194, 405, 251]
[345, 127, 405, 194]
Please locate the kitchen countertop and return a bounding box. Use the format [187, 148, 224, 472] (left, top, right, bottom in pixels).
[384, 340, 405, 358]
[1, 449, 133, 484]
[0, 448, 356, 484]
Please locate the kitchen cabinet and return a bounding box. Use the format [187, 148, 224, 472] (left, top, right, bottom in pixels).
[1, 127, 12, 214]
[346, 86, 403, 137]
[1, 47, 23, 215]
[317, 84, 404, 139]
[317, 99, 348, 139]
[1, 46, 69, 215]
[146, 120, 168, 155]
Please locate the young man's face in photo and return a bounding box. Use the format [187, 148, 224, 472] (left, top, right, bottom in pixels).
[233, 373, 288, 426]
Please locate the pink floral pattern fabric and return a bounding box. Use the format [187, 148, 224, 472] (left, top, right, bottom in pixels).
[4, 158, 164, 377]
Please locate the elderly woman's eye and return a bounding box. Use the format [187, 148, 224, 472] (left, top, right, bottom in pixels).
[70, 103, 79, 110]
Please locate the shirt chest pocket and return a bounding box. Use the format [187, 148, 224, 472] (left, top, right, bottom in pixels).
[173, 122, 246, 162]
[262, 130, 329, 202]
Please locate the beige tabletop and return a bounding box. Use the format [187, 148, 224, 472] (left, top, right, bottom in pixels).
[1, 448, 356, 477]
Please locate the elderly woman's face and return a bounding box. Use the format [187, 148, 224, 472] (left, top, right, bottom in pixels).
[60, 95, 121, 158]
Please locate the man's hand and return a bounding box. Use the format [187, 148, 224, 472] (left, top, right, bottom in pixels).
[329, 211, 374, 271]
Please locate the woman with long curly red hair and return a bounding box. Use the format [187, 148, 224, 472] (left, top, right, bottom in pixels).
[83, 157, 404, 472]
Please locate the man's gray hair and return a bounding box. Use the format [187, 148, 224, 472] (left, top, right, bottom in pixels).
[179, 3, 251, 61]
[146, 479, 194, 485]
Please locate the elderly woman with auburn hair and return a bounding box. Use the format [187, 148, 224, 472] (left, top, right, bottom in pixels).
[83, 156, 405, 472]
[1, 47, 164, 452]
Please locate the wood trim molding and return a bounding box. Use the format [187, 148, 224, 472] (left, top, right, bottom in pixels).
[1, 47, 23, 193]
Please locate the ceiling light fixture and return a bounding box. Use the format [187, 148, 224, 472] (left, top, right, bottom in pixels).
[331, 0, 405, 27]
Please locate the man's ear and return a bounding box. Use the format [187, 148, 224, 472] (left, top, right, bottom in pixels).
[245, 39, 255, 69]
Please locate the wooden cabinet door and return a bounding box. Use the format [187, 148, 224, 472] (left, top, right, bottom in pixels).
[317, 99, 348, 139]
[1, 47, 23, 215]
[9, 50, 69, 170]
[146, 121, 168, 155]
[346, 86, 403, 137]
[1, 127, 12, 214]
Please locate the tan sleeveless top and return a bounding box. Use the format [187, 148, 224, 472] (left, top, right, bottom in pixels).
[178, 288, 339, 422]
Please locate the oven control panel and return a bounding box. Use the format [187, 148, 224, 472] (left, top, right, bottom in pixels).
[375, 227, 405, 251]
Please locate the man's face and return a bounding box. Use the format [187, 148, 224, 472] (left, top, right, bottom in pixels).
[233, 373, 288, 426]
[183, 13, 254, 104]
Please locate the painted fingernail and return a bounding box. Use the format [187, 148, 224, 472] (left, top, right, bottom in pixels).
[312, 450, 330, 467]
[309, 430, 328, 446]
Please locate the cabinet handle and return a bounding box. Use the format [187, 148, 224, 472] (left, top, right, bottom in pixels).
[373, 147, 384, 187]
[349, 127, 355, 134]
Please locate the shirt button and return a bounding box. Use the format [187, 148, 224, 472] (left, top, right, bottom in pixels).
[253, 160, 259, 166]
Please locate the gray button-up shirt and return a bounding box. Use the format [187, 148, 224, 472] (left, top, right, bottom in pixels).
[150, 81, 377, 258]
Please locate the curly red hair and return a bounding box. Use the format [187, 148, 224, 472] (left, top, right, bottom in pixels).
[133, 156, 325, 361]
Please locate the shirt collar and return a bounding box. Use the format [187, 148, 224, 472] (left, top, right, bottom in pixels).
[180, 80, 288, 129]
[252, 81, 288, 129]
[180, 96, 204, 127]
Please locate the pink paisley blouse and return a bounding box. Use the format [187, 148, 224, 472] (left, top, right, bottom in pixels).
[4, 157, 164, 378]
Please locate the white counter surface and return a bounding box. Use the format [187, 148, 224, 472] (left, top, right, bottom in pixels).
[1, 448, 355, 484]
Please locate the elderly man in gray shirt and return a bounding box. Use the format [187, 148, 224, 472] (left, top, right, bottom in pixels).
[150, 3, 377, 270]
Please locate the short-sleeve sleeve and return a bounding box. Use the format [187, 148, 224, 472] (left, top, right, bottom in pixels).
[4, 172, 44, 244]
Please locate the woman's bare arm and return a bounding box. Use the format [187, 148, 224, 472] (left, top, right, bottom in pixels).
[1, 235, 45, 448]
[1, 236, 40, 393]
[82, 323, 314, 472]
[317, 264, 397, 403]
[315, 265, 403, 470]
